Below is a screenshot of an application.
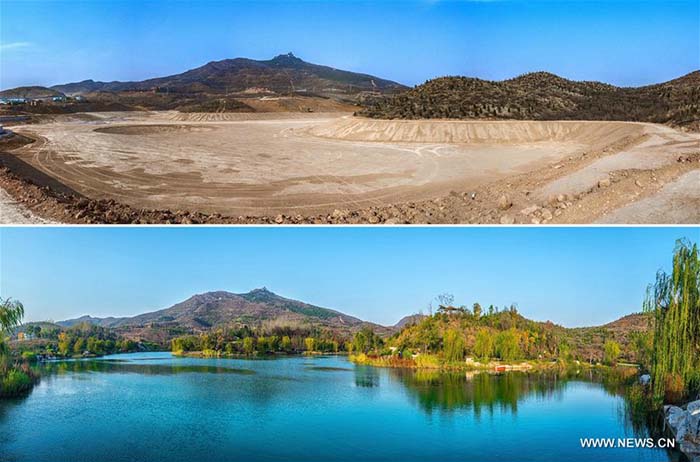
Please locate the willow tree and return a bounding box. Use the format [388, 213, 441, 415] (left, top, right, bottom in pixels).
[644, 240, 699, 403]
[0, 298, 25, 357]
[443, 329, 465, 362]
[0, 298, 24, 335]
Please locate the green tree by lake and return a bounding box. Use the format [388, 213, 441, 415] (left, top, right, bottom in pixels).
[351, 327, 383, 354]
[281, 335, 292, 352]
[473, 328, 494, 360]
[0, 298, 38, 398]
[495, 329, 522, 361]
[243, 337, 255, 355]
[603, 340, 621, 366]
[644, 240, 699, 403]
[304, 337, 315, 352]
[443, 329, 464, 362]
[73, 338, 85, 355]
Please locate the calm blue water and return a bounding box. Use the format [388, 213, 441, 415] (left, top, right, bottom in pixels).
[0, 353, 676, 462]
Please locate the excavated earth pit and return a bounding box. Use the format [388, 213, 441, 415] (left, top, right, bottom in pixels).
[1, 111, 697, 223]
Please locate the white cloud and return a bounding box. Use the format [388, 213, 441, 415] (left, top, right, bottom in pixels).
[0, 42, 32, 51]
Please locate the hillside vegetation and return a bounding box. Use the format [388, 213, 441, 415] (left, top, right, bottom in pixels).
[350, 302, 651, 368]
[359, 71, 700, 130]
[0, 86, 64, 99]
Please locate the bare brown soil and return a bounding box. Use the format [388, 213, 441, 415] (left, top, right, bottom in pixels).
[0, 112, 697, 224]
[93, 124, 216, 135]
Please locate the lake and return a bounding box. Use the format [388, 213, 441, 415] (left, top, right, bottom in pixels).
[0, 352, 678, 462]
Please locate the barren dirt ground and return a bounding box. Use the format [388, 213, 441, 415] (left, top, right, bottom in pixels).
[1, 111, 698, 224]
[0, 187, 54, 224]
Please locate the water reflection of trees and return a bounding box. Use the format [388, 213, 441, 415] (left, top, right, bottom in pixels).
[38, 359, 256, 376]
[388, 367, 652, 417]
[354, 365, 380, 388]
[390, 369, 571, 417]
[13, 358, 667, 449]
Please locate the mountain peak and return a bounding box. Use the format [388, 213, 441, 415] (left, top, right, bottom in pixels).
[276, 52, 298, 59]
[248, 286, 274, 295]
[241, 287, 280, 302]
[269, 52, 304, 66]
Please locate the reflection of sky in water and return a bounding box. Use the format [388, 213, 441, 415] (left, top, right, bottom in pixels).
[0, 352, 672, 462]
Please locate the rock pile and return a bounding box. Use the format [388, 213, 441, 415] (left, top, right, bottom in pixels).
[665, 400, 700, 462]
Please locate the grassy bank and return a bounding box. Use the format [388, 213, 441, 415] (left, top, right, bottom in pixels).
[348, 352, 607, 373]
[0, 357, 40, 398]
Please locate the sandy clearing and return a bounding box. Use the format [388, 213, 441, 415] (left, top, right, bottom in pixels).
[2, 112, 697, 223]
[7, 112, 587, 216]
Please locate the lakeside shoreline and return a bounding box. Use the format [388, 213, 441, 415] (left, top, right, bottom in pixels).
[347, 352, 634, 373]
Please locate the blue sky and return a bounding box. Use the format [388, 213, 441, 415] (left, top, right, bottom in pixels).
[1, 227, 696, 327]
[1, 0, 698, 90]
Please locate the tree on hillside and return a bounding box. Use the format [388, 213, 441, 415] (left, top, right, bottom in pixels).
[495, 329, 522, 361]
[473, 328, 494, 360]
[443, 329, 465, 362]
[436, 293, 455, 308]
[644, 240, 699, 403]
[603, 340, 621, 366]
[473, 303, 482, 320]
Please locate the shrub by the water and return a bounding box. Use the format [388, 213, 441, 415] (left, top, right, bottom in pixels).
[0, 363, 39, 398]
[1, 369, 32, 397]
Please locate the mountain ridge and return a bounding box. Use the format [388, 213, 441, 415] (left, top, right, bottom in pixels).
[359, 70, 700, 130]
[49, 53, 407, 99]
[56, 288, 391, 336]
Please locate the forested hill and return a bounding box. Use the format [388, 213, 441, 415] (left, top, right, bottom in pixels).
[358, 71, 700, 131]
[386, 306, 651, 364]
[55, 288, 392, 340]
